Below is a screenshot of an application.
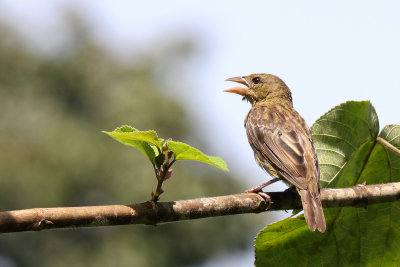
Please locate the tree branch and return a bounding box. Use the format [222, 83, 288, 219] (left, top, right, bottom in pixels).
[1, 182, 399, 233]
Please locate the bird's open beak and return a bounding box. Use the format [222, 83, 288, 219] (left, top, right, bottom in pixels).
[224, 76, 249, 96]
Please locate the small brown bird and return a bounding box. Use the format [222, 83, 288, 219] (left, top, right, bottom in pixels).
[225, 73, 326, 232]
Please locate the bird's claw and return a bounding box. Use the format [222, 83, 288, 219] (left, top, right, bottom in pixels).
[258, 191, 273, 210]
[245, 189, 273, 210]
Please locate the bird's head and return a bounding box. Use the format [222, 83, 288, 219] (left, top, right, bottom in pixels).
[224, 73, 292, 106]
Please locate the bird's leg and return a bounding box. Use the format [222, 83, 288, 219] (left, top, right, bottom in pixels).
[244, 178, 280, 210]
[244, 178, 280, 193]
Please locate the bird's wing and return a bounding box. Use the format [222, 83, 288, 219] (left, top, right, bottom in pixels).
[246, 105, 316, 190]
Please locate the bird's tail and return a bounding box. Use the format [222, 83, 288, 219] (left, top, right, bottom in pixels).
[299, 189, 326, 232]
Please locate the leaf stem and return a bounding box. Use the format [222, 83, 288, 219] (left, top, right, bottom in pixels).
[151, 154, 176, 202]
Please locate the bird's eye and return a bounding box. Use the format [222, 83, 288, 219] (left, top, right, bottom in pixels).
[252, 77, 261, 84]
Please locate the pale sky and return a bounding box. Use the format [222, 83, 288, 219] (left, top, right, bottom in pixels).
[1, 0, 399, 185]
[1, 1, 399, 265]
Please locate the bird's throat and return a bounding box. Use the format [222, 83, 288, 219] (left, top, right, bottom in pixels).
[253, 95, 293, 108]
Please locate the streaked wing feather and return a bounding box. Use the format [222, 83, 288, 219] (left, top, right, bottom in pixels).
[246, 105, 312, 190]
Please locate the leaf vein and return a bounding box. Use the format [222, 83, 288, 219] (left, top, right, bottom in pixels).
[313, 133, 357, 150]
[317, 118, 355, 132]
[333, 107, 375, 135]
[319, 163, 345, 169]
[388, 134, 400, 143]
[316, 148, 346, 158]
[385, 125, 400, 138]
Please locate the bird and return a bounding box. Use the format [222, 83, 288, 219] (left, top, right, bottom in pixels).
[224, 73, 326, 232]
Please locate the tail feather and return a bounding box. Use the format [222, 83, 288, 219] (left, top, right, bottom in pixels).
[299, 189, 326, 232]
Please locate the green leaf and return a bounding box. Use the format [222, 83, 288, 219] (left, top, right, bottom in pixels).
[311, 100, 380, 188]
[255, 101, 400, 266]
[113, 125, 138, 133]
[104, 125, 229, 172]
[108, 127, 163, 147]
[103, 125, 163, 163]
[167, 141, 228, 171]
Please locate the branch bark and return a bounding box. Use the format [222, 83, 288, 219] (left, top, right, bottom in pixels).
[1, 182, 399, 233]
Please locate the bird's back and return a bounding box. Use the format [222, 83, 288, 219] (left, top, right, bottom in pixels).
[245, 102, 319, 191]
[245, 102, 325, 232]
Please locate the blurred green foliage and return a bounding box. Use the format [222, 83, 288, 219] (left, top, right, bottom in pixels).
[0, 18, 259, 267]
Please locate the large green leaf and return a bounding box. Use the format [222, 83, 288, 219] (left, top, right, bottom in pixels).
[312, 100, 380, 188]
[255, 101, 400, 266]
[103, 125, 162, 163]
[167, 141, 228, 171]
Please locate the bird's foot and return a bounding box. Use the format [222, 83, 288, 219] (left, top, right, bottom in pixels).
[258, 191, 273, 210]
[245, 188, 274, 210]
[244, 178, 280, 210]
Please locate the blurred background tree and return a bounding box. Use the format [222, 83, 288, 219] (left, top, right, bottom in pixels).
[0, 15, 262, 267]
